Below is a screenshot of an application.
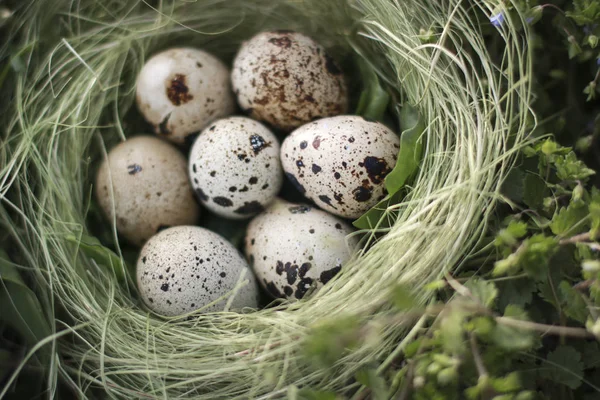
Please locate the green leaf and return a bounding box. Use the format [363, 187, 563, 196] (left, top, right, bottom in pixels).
[554, 151, 595, 181]
[390, 284, 418, 310]
[465, 279, 498, 308]
[496, 278, 536, 311]
[490, 306, 535, 351]
[589, 187, 600, 238]
[440, 309, 466, 354]
[304, 316, 360, 367]
[66, 233, 127, 282]
[490, 372, 521, 393]
[567, 1, 600, 25]
[0, 250, 51, 351]
[539, 345, 584, 389]
[501, 168, 525, 203]
[550, 200, 589, 236]
[558, 280, 588, 323]
[352, 190, 403, 229]
[354, 58, 390, 122]
[384, 104, 425, 195]
[523, 173, 547, 209]
[355, 369, 388, 400]
[495, 221, 528, 248]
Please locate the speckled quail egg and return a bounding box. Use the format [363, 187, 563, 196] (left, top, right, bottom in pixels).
[95, 136, 200, 246]
[137, 226, 260, 316]
[231, 30, 348, 132]
[136, 47, 235, 145]
[281, 115, 400, 219]
[245, 198, 358, 300]
[189, 116, 283, 219]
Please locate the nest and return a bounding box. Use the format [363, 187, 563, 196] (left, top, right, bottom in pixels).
[0, 0, 532, 398]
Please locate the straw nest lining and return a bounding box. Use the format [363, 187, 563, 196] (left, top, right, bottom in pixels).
[0, 0, 532, 398]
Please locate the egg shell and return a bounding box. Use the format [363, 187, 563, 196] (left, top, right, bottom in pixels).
[280, 115, 400, 219]
[245, 199, 358, 300]
[95, 136, 200, 246]
[137, 226, 260, 316]
[231, 31, 348, 132]
[136, 47, 235, 145]
[189, 116, 283, 219]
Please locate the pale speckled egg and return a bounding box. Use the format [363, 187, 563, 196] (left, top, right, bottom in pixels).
[95, 136, 200, 246]
[189, 116, 283, 219]
[137, 226, 260, 316]
[280, 115, 400, 219]
[245, 199, 358, 300]
[231, 30, 348, 132]
[136, 47, 235, 145]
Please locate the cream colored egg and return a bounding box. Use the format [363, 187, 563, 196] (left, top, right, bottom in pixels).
[231, 31, 347, 132]
[189, 116, 283, 219]
[137, 226, 260, 316]
[136, 47, 235, 145]
[245, 199, 357, 300]
[280, 116, 400, 219]
[95, 136, 199, 246]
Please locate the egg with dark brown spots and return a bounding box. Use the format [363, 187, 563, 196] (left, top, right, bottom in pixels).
[189, 116, 283, 219]
[245, 198, 357, 300]
[281, 115, 400, 219]
[231, 31, 348, 132]
[136, 48, 235, 145]
[137, 226, 260, 316]
[95, 136, 200, 247]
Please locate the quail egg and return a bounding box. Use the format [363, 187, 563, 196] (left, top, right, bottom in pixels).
[281, 115, 400, 219]
[137, 226, 260, 316]
[189, 116, 283, 219]
[95, 136, 200, 246]
[231, 30, 348, 132]
[136, 47, 235, 145]
[245, 199, 357, 300]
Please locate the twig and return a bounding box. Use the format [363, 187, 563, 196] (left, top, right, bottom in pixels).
[470, 334, 488, 378]
[496, 317, 594, 338]
[559, 232, 591, 245]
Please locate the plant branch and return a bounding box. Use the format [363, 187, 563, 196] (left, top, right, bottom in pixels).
[469, 333, 488, 378]
[495, 317, 594, 338]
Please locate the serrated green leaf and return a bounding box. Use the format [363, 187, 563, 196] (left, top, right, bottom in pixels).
[497, 278, 536, 311]
[521, 235, 559, 280]
[554, 151, 595, 181]
[567, 1, 600, 25]
[577, 341, 600, 369]
[384, 104, 425, 195]
[558, 281, 588, 323]
[523, 173, 547, 209]
[539, 345, 584, 389]
[490, 306, 535, 351]
[490, 372, 521, 392]
[495, 221, 528, 248]
[550, 200, 589, 236]
[465, 279, 498, 308]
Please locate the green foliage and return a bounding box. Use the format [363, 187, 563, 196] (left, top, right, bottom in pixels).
[540, 346, 585, 389]
[353, 104, 425, 229]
